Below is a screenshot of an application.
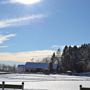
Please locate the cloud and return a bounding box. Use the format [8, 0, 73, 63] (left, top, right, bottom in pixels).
[70, 45, 80, 48]
[0, 46, 8, 48]
[0, 14, 46, 28]
[0, 33, 16, 44]
[0, 50, 55, 62]
[11, 0, 40, 5]
[2, 0, 41, 5]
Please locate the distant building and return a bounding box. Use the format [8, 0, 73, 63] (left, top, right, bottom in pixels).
[17, 62, 58, 73]
[25, 62, 49, 71]
[17, 65, 25, 73]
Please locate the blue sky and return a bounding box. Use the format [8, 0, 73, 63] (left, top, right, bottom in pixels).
[0, 0, 90, 64]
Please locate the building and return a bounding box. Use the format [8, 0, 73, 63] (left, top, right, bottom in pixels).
[17, 65, 25, 73]
[25, 62, 49, 71]
[17, 62, 58, 73]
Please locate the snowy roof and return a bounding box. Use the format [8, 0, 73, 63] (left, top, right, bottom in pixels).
[25, 62, 49, 69]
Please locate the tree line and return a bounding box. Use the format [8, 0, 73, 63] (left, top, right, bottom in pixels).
[0, 64, 16, 73]
[61, 44, 90, 73]
[50, 44, 90, 73]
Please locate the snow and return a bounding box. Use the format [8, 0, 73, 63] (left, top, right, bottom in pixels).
[0, 74, 90, 90]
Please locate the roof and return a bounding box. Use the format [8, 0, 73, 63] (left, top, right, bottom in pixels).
[18, 65, 25, 68]
[25, 62, 49, 69]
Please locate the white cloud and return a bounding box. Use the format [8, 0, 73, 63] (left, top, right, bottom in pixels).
[0, 46, 8, 48]
[70, 45, 80, 48]
[9, 0, 41, 5]
[0, 14, 46, 28]
[0, 50, 55, 62]
[0, 33, 16, 44]
[2, 0, 41, 5]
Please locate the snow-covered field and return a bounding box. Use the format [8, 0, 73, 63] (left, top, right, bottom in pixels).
[0, 74, 90, 90]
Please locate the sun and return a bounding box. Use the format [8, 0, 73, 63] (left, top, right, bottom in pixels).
[11, 0, 41, 5]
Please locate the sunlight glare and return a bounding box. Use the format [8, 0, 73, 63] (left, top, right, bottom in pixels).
[12, 0, 41, 5]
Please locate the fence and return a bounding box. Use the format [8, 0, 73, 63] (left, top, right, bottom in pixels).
[0, 81, 24, 90]
[80, 85, 90, 90]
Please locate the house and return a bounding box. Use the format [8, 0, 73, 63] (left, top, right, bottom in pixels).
[25, 62, 49, 73]
[17, 65, 25, 73]
[17, 62, 58, 73]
